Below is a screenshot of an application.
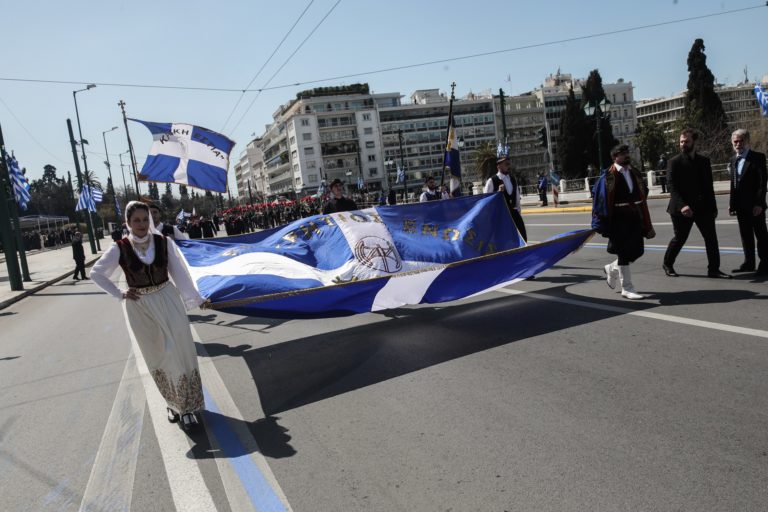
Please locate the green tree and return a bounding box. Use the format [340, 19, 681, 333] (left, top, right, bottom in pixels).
[161, 183, 176, 211]
[473, 141, 498, 182]
[556, 86, 588, 178]
[582, 70, 618, 170]
[680, 39, 730, 161]
[28, 165, 74, 216]
[148, 182, 160, 201]
[635, 121, 672, 170]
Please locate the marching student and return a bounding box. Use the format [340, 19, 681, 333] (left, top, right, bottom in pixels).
[90, 201, 205, 431]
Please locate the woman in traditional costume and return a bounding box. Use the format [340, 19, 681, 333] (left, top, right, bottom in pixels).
[90, 201, 205, 430]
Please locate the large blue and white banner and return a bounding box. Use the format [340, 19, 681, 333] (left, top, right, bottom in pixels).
[129, 119, 235, 193]
[177, 194, 592, 318]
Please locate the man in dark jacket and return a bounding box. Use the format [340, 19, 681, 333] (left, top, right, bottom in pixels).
[322, 179, 357, 214]
[71, 231, 87, 280]
[662, 128, 730, 278]
[729, 128, 768, 276]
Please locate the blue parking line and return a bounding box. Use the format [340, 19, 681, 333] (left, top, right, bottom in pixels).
[202, 388, 287, 512]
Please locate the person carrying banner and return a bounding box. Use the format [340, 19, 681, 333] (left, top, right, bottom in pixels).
[148, 202, 187, 241]
[90, 201, 205, 431]
[322, 179, 357, 214]
[483, 154, 527, 242]
[728, 128, 768, 276]
[599, 144, 656, 299]
[419, 176, 441, 202]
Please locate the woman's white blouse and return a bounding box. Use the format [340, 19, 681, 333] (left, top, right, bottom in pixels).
[90, 236, 204, 310]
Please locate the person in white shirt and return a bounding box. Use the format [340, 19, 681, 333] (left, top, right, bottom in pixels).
[419, 176, 441, 202]
[483, 155, 527, 241]
[148, 202, 188, 241]
[90, 201, 205, 431]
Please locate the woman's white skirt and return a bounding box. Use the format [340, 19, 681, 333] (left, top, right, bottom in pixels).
[125, 282, 204, 415]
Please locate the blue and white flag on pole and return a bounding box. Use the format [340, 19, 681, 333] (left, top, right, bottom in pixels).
[444, 113, 461, 196]
[114, 196, 122, 217]
[755, 84, 768, 117]
[176, 193, 593, 318]
[357, 175, 364, 190]
[395, 165, 405, 184]
[5, 153, 31, 211]
[129, 119, 235, 193]
[176, 209, 191, 223]
[76, 186, 96, 212]
[91, 186, 103, 203]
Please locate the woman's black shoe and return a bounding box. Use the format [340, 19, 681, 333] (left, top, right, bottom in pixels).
[167, 407, 180, 423]
[180, 413, 199, 431]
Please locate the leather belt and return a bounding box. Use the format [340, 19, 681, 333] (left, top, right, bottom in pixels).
[614, 200, 644, 207]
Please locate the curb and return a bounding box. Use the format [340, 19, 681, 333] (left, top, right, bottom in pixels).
[522, 206, 592, 214]
[0, 257, 101, 311]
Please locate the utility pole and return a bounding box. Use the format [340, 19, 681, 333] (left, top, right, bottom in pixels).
[0, 122, 23, 290]
[398, 129, 406, 203]
[118, 100, 141, 199]
[67, 119, 97, 254]
[499, 88, 507, 144]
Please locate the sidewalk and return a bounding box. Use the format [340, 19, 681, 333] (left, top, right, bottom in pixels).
[0, 243, 106, 310]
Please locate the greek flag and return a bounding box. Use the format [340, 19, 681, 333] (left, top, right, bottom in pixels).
[76, 186, 96, 212]
[176, 209, 191, 223]
[114, 196, 122, 217]
[91, 187, 103, 203]
[357, 175, 364, 190]
[755, 84, 768, 117]
[5, 154, 31, 211]
[396, 165, 405, 184]
[129, 119, 235, 193]
[176, 193, 593, 318]
[444, 113, 461, 196]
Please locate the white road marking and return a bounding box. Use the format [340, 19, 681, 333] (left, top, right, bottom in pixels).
[192, 325, 293, 512]
[123, 308, 218, 512]
[526, 220, 740, 226]
[78, 355, 145, 512]
[497, 288, 768, 339]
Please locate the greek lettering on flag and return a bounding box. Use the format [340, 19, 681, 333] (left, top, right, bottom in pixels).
[129, 119, 235, 193]
[176, 193, 593, 318]
[755, 85, 768, 117]
[444, 113, 461, 196]
[76, 186, 96, 212]
[5, 154, 31, 211]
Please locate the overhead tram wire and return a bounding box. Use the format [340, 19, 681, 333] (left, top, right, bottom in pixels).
[227, 0, 343, 136]
[0, 3, 763, 96]
[0, 95, 69, 164]
[219, 0, 315, 132]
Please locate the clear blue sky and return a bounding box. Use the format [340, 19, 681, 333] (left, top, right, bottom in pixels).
[1, 0, 765, 195]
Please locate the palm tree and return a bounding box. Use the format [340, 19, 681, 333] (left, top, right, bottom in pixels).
[78, 169, 103, 191]
[473, 141, 498, 182]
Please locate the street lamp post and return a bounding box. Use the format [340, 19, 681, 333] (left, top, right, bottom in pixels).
[73, 84, 100, 250]
[583, 97, 612, 172]
[398, 129, 406, 203]
[102, 126, 118, 215]
[385, 158, 394, 191]
[117, 150, 130, 198]
[247, 178, 254, 205]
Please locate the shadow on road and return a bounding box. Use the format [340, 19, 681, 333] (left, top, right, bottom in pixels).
[186, 411, 295, 460]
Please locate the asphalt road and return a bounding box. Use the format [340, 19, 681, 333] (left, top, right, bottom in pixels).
[1, 195, 767, 511]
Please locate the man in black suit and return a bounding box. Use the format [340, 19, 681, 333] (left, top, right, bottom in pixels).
[322, 179, 358, 214]
[662, 128, 730, 278]
[729, 128, 768, 276]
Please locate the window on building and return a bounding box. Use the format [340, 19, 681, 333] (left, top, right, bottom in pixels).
[364, 127, 373, 135]
[307, 174, 318, 183]
[302, 133, 312, 141]
[289, 136, 296, 145]
[623, 93, 627, 102]
[362, 113, 371, 121]
[365, 141, 375, 148]
[301, 118, 310, 126]
[291, 150, 297, 160]
[293, 164, 299, 172]
[307, 160, 317, 169]
[368, 154, 376, 162]
[304, 147, 314, 155]
[369, 167, 378, 176]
